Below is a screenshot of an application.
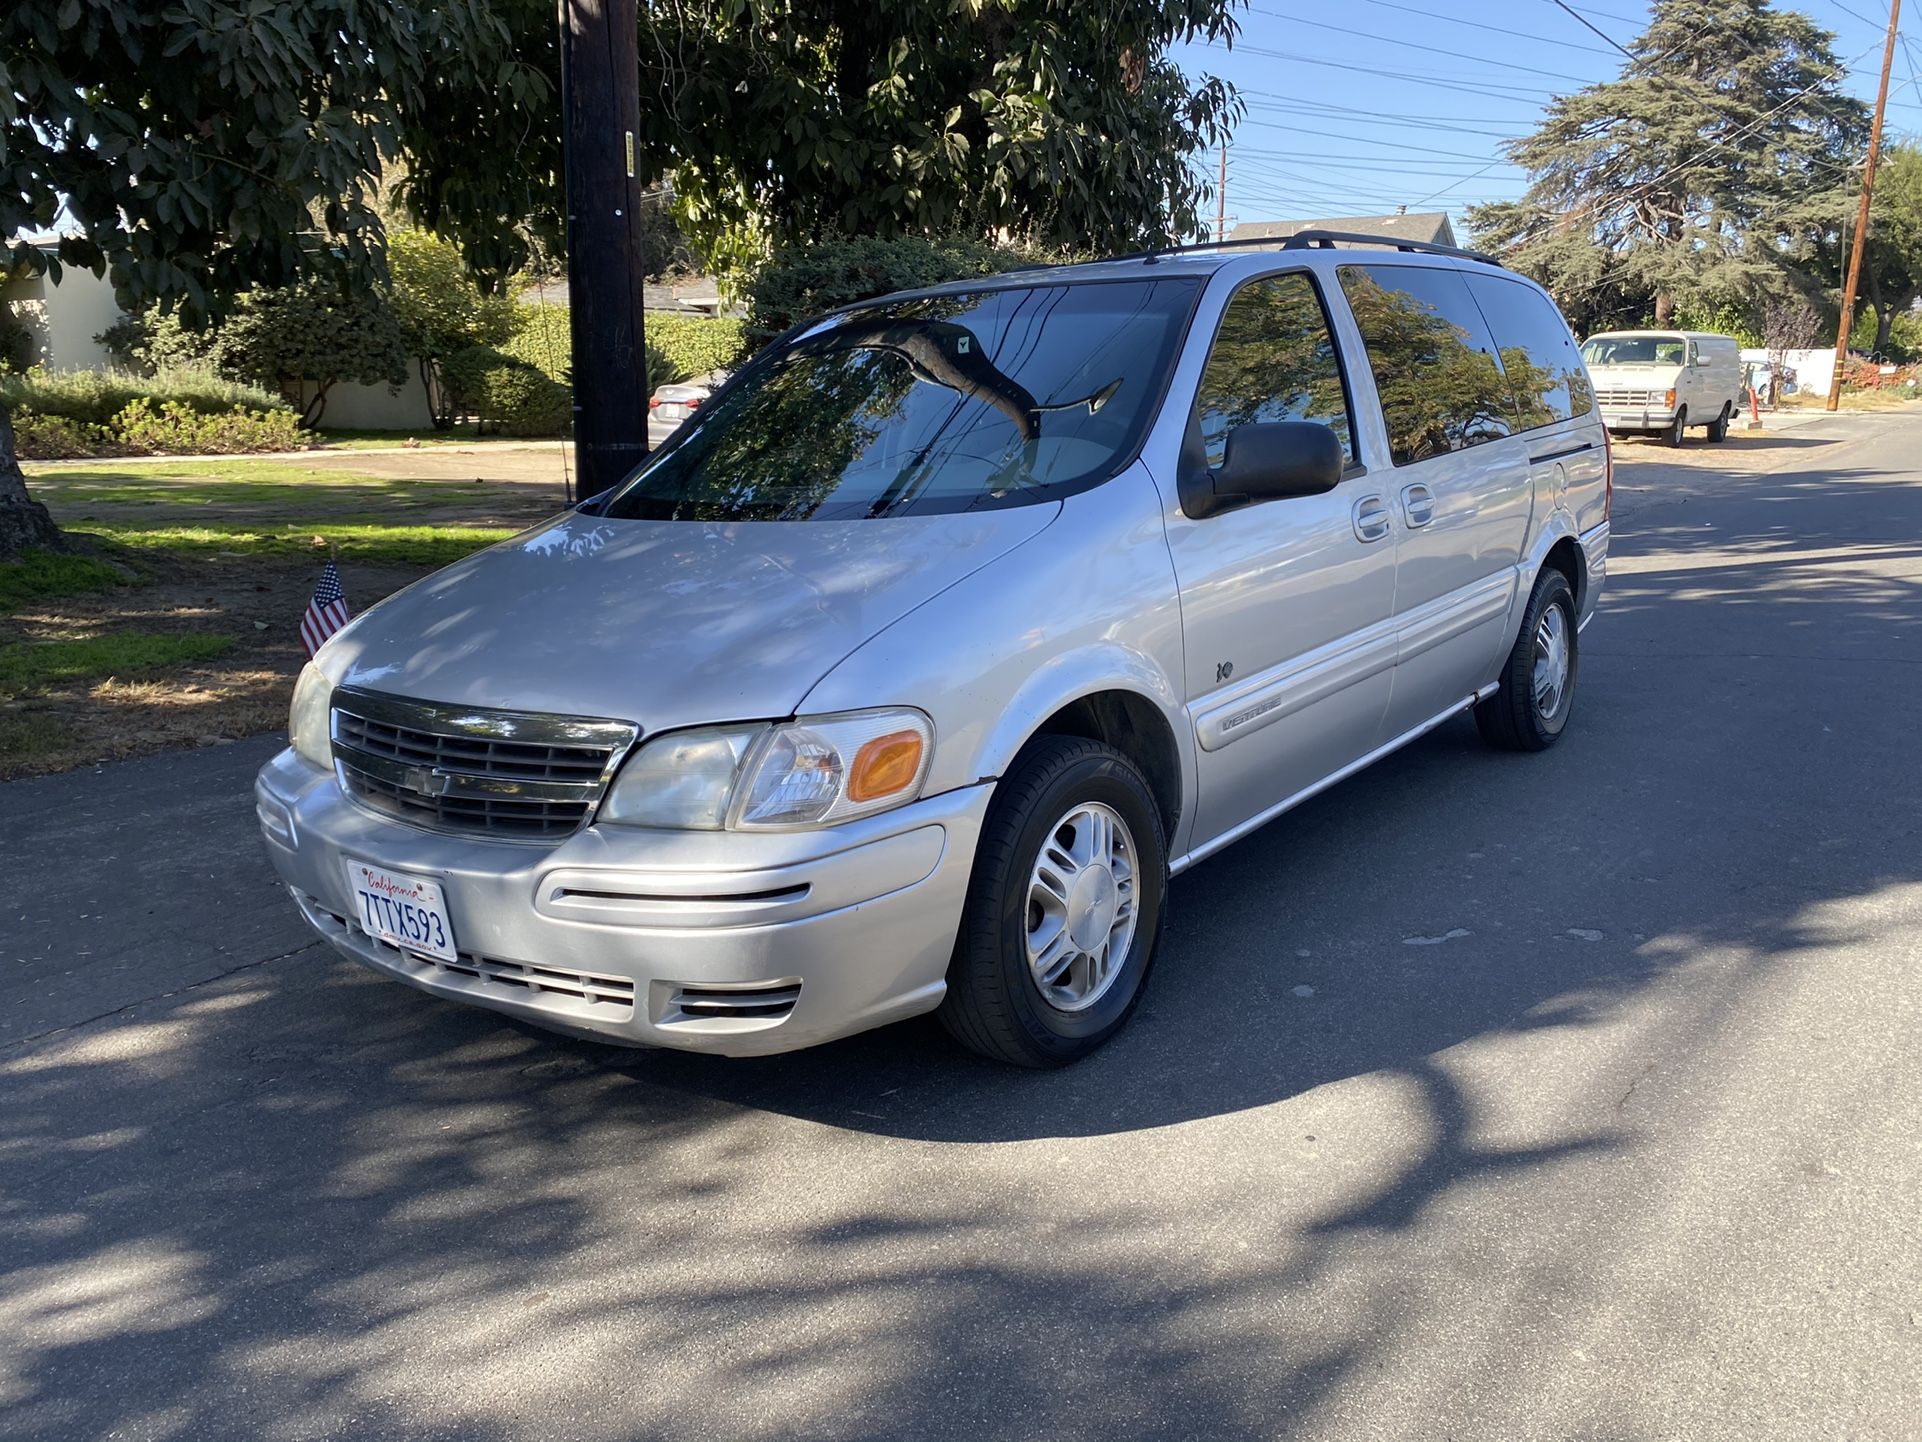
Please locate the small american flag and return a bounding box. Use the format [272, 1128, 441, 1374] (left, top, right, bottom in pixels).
[300, 560, 352, 658]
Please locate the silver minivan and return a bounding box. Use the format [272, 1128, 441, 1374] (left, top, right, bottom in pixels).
[257, 232, 1611, 1067]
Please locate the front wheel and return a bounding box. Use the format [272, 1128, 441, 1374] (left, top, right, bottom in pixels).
[1475, 569, 1578, 752]
[1665, 407, 1688, 447]
[938, 736, 1167, 1067]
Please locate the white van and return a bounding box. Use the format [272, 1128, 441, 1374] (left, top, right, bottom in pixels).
[1580, 330, 1745, 445]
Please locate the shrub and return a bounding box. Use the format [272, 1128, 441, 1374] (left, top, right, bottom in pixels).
[646, 312, 746, 382]
[504, 302, 676, 394]
[440, 345, 571, 436]
[112, 399, 306, 454]
[487, 366, 573, 437]
[0, 366, 293, 426]
[742, 234, 1033, 341]
[11, 409, 123, 460]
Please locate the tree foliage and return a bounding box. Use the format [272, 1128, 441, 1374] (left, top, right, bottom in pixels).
[1467, 0, 1867, 332]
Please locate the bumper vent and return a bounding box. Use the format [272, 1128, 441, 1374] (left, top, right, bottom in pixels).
[668, 983, 802, 1021]
[298, 891, 637, 1018]
[330, 687, 637, 842]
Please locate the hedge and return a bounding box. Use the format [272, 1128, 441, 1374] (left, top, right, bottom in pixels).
[0, 366, 293, 426]
[503, 303, 740, 395]
[13, 401, 304, 459]
[441, 345, 573, 436]
[742, 234, 1037, 341]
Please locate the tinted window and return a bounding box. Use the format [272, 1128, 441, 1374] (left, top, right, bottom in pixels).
[1337, 264, 1514, 466]
[602, 279, 1200, 521]
[1465, 274, 1594, 428]
[1193, 273, 1353, 467]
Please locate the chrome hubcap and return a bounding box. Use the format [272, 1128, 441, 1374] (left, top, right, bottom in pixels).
[1533, 603, 1571, 719]
[1025, 802, 1139, 1012]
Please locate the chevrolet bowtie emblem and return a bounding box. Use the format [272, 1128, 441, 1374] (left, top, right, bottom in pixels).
[406, 766, 453, 797]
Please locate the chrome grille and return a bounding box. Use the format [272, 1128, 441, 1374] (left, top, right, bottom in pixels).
[330, 687, 638, 841]
[1594, 387, 1662, 406]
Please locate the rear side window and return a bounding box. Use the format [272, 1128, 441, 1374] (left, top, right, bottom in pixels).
[1193, 272, 1354, 467]
[1464, 274, 1594, 428]
[1337, 264, 1514, 466]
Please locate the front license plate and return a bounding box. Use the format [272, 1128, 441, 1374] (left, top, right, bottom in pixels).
[343, 859, 458, 962]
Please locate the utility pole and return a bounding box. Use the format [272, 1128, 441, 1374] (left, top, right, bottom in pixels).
[1827, 0, 1902, 412]
[1216, 140, 1228, 240]
[560, 0, 650, 500]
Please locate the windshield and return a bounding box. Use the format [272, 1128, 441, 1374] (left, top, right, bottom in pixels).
[1581, 335, 1687, 367]
[602, 277, 1201, 521]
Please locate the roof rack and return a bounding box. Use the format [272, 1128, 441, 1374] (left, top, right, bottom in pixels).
[1117, 230, 1502, 269]
[1279, 229, 1502, 267]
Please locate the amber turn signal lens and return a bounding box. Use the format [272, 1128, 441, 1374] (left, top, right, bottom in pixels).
[847, 730, 925, 802]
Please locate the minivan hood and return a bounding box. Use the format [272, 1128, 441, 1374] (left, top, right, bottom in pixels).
[326, 506, 1059, 731]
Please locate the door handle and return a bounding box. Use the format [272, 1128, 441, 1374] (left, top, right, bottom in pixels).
[1353, 494, 1391, 543]
[1400, 483, 1436, 528]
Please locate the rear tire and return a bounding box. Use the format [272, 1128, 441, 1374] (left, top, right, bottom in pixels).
[1706, 403, 1730, 442]
[1665, 407, 1688, 447]
[938, 736, 1167, 1067]
[1475, 568, 1578, 753]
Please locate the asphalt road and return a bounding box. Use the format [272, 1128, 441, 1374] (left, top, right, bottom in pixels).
[4, 414, 1920, 1442]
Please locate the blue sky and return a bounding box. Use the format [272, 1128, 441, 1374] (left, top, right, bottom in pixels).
[1171, 0, 1922, 237]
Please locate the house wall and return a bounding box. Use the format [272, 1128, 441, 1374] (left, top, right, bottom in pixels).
[2, 266, 124, 370]
[287, 372, 436, 431]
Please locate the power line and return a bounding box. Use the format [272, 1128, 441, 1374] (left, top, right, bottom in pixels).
[1233, 123, 1522, 164]
[1238, 8, 1602, 83]
[1344, 0, 1621, 55]
[1220, 45, 1564, 100]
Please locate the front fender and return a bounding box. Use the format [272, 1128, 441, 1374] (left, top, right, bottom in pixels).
[796, 465, 1192, 841]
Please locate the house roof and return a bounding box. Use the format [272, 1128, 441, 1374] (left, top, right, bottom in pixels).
[1227, 212, 1458, 248]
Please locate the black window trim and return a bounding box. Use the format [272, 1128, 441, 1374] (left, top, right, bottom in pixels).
[1186, 263, 1369, 481]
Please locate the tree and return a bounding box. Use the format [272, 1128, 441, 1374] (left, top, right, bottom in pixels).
[1468, 0, 1867, 331]
[1848, 145, 1922, 355]
[0, 0, 554, 556]
[387, 232, 520, 426]
[400, 1, 1242, 286]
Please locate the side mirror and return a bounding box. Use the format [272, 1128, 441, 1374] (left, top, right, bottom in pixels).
[1181, 421, 1345, 519]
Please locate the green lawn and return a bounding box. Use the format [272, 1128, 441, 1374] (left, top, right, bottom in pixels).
[0, 549, 134, 615]
[0, 632, 236, 700]
[92, 522, 516, 568]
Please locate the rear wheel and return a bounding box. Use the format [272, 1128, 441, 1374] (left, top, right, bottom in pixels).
[1475, 568, 1578, 752]
[1665, 407, 1688, 447]
[1706, 402, 1731, 442]
[938, 736, 1167, 1067]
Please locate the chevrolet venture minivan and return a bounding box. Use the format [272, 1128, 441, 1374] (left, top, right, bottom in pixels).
[257, 232, 1611, 1067]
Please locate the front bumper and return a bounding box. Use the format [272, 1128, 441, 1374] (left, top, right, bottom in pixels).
[1599, 407, 1679, 432]
[255, 748, 991, 1056]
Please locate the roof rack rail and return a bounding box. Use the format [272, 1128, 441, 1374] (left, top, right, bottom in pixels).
[1114, 230, 1503, 269]
[1278, 229, 1502, 267]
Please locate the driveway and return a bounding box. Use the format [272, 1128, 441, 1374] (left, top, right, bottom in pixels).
[3, 414, 1919, 1441]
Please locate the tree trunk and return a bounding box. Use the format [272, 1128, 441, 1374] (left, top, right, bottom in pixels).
[0, 400, 71, 560]
[1653, 291, 1674, 325]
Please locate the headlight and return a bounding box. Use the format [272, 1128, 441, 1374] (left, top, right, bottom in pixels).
[288, 662, 334, 769]
[598, 723, 766, 829]
[600, 708, 933, 831]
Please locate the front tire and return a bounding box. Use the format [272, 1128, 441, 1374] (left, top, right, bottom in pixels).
[1665, 407, 1688, 447]
[938, 736, 1168, 1067]
[1475, 569, 1578, 752]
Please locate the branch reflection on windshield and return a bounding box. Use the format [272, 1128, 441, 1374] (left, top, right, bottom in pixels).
[602, 278, 1200, 523]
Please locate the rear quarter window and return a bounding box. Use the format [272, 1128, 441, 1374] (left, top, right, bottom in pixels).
[1463, 274, 1595, 429]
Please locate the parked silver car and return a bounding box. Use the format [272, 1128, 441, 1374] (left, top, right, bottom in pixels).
[258, 232, 1611, 1066]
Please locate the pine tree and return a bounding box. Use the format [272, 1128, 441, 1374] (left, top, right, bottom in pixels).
[1469, 0, 1867, 332]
